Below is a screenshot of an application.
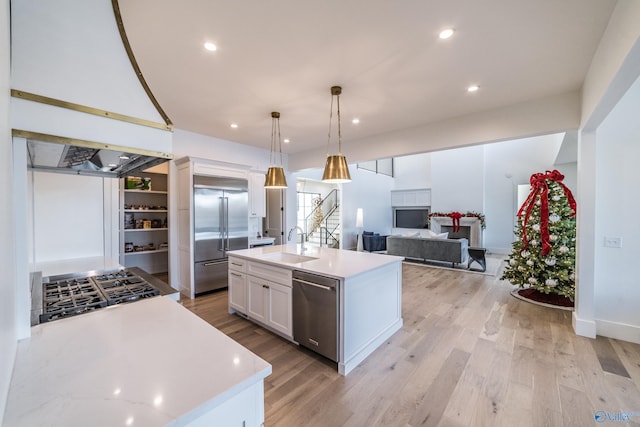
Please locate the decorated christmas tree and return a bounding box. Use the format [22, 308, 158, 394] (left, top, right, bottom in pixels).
[501, 170, 577, 301]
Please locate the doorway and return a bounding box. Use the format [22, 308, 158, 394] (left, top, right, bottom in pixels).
[296, 178, 341, 248]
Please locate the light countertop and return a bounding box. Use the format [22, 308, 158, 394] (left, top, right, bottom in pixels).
[4, 296, 272, 427]
[228, 243, 403, 279]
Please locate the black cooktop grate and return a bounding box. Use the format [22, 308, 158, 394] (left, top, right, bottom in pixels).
[95, 280, 160, 305]
[40, 269, 160, 323]
[40, 279, 108, 323]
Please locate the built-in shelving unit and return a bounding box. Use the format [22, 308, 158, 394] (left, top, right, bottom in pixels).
[119, 171, 169, 274]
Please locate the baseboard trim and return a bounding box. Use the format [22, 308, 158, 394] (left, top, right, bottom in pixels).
[573, 312, 596, 338]
[596, 319, 640, 344]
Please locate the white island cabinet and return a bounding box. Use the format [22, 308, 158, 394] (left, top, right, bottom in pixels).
[4, 297, 271, 427]
[229, 255, 293, 339]
[228, 244, 404, 376]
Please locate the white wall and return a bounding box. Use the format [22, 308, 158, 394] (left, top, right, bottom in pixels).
[431, 145, 485, 214]
[172, 128, 272, 171]
[393, 153, 431, 190]
[32, 173, 107, 261]
[0, 0, 15, 420]
[593, 75, 640, 342]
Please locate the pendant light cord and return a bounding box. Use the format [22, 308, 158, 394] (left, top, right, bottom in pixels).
[326, 87, 343, 156]
[326, 94, 334, 157]
[270, 112, 283, 166]
[277, 115, 283, 166]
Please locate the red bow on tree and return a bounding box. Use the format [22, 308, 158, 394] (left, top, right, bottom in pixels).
[517, 170, 577, 256]
[448, 211, 463, 232]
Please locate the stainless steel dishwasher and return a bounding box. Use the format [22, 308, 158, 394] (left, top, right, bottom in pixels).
[292, 270, 339, 362]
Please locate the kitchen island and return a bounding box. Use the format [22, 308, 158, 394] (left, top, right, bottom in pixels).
[228, 244, 404, 375]
[4, 296, 271, 427]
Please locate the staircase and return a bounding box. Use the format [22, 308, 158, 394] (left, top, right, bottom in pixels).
[305, 189, 340, 249]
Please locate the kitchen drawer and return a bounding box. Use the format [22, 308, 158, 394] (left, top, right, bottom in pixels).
[228, 256, 247, 273]
[248, 261, 292, 287]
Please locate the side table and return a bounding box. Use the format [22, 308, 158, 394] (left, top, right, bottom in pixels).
[468, 247, 487, 272]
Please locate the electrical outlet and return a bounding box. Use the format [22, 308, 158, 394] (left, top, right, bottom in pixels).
[604, 236, 622, 248]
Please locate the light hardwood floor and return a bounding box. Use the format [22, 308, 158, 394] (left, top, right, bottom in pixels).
[179, 263, 640, 427]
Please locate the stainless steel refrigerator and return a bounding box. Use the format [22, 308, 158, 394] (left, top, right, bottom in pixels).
[193, 176, 249, 294]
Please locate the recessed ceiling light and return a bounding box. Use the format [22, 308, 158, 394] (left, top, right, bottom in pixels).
[283, 138, 290, 144]
[352, 118, 360, 124]
[439, 28, 455, 39]
[467, 85, 479, 93]
[204, 42, 217, 51]
[230, 123, 238, 128]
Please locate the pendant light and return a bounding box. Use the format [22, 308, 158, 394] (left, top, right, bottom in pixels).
[264, 111, 288, 188]
[322, 86, 352, 183]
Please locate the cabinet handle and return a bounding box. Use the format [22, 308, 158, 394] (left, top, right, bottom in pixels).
[230, 272, 242, 277]
[263, 284, 269, 289]
[231, 262, 243, 266]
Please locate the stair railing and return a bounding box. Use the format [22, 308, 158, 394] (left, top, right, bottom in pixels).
[305, 189, 339, 237]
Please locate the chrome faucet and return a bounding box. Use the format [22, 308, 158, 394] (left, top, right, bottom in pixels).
[288, 226, 306, 252]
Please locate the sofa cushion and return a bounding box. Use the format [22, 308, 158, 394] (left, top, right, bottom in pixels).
[421, 229, 449, 239]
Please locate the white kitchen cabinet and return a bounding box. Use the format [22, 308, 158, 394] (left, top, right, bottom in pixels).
[119, 172, 169, 274]
[229, 274, 247, 314]
[391, 188, 431, 207]
[247, 276, 268, 324]
[266, 281, 292, 336]
[243, 260, 293, 339]
[228, 257, 247, 315]
[247, 276, 292, 338]
[249, 172, 266, 217]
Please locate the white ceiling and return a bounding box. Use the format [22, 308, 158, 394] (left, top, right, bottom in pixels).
[118, 0, 616, 156]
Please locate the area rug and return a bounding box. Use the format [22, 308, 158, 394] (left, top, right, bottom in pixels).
[510, 288, 574, 311]
[402, 253, 504, 276]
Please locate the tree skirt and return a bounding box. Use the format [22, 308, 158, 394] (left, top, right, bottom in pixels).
[510, 288, 574, 311]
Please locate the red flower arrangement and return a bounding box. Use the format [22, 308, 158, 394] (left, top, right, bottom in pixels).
[428, 211, 486, 231]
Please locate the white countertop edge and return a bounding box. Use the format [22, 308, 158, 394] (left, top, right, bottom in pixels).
[228, 244, 404, 280]
[169, 369, 271, 427]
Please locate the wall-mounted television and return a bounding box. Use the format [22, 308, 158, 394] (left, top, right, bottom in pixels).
[393, 208, 430, 229]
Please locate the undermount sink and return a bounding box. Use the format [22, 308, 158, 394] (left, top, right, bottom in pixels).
[260, 252, 318, 264]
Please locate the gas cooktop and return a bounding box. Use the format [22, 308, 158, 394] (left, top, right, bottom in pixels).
[39, 268, 160, 323]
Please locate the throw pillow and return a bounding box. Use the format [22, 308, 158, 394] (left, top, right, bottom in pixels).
[433, 232, 449, 239]
[421, 229, 439, 238]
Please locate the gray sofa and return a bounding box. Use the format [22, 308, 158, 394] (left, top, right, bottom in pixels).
[386, 235, 469, 267]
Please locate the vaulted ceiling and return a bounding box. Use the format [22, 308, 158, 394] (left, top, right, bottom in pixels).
[119, 0, 616, 157]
